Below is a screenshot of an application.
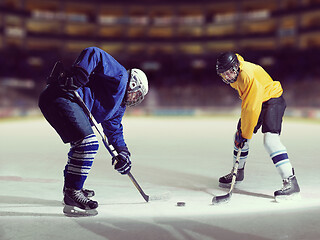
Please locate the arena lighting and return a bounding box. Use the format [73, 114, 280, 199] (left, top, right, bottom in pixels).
[0, 78, 35, 89]
[141, 61, 161, 71]
[259, 56, 275, 66]
[27, 57, 44, 67]
[31, 9, 205, 26]
[32, 10, 88, 22]
[153, 16, 175, 26]
[214, 9, 270, 23]
[5, 27, 25, 38]
[191, 59, 206, 69]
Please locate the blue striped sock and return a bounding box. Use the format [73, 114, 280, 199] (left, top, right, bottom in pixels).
[64, 134, 99, 190]
[233, 144, 249, 169]
[271, 150, 293, 179]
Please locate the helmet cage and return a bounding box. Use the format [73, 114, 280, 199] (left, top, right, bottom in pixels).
[216, 52, 240, 84]
[218, 65, 239, 84]
[124, 70, 146, 107]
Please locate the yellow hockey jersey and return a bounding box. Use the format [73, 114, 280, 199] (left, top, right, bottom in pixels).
[230, 54, 283, 139]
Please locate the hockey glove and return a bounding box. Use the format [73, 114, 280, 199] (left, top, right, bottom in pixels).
[234, 129, 247, 148]
[112, 151, 131, 175]
[58, 66, 89, 92]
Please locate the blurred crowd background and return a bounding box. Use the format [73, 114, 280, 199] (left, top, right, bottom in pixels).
[1, 0, 320, 118]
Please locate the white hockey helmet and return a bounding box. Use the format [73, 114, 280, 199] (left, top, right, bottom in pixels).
[124, 68, 149, 107]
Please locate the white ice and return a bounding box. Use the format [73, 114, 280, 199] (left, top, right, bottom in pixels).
[0, 116, 320, 240]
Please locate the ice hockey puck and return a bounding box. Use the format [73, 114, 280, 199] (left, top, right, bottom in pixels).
[177, 202, 185, 207]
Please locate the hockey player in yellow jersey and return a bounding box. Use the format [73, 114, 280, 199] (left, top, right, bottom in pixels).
[216, 52, 300, 202]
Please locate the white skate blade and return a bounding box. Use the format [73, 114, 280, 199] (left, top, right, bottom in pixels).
[63, 205, 98, 217]
[275, 192, 301, 203]
[219, 181, 242, 189]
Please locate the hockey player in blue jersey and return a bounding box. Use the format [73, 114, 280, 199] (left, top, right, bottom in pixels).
[39, 47, 148, 215]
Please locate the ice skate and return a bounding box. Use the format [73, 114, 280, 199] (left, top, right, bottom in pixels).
[63, 188, 98, 217]
[81, 188, 95, 198]
[219, 168, 244, 188]
[274, 175, 300, 202]
[63, 185, 95, 198]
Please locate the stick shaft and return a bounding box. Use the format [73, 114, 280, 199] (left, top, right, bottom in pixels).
[228, 148, 242, 194]
[212, 148, 242, 204]
[74, 91, 149, 202]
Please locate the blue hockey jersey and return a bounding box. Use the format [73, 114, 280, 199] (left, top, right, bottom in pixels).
[74, 47, 128, 152]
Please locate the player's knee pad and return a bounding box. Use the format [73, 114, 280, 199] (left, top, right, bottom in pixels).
[263, 132, 286, 155]
[71, 133, 99, 152]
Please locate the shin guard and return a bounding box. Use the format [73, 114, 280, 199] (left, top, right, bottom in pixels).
[264, 132, 293, 179]
[233, 141, 249, 169]
[64, 134, 99, 190]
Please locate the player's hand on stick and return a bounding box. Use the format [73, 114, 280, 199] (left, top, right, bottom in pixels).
[234, 129, 247, 148]
[58, 67, 88, 92]
[47, 62, 89, 100]
[112, 151, 131, 175]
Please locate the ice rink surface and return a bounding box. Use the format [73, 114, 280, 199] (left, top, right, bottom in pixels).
[0, 116, 320, 240]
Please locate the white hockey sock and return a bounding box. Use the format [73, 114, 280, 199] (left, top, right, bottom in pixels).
[233, 140, 249, 169]
[264, 132, 293, 179]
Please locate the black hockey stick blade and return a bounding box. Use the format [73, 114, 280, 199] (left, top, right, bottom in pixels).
[127, 174, 171, 202]
[212, 192, 232, 205]
[128, 172, 149, 202]
[212, 148, 242, 205]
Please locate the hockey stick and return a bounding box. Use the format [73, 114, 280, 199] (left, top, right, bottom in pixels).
[212, 147, 242, 205]
[73, 91, 150, 202]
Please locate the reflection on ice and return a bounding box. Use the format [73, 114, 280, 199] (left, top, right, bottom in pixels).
[0, 117, 320, 240]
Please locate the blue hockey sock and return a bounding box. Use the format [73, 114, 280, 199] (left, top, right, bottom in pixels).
[64, 134, 99, 190]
